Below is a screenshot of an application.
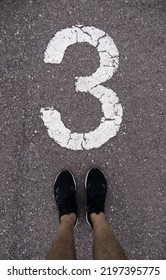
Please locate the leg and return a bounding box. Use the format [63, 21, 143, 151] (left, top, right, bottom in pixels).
[46, 170, 78, 260]
[91, 212, 127, 260]
[46, 214, 76, 260]
[85, 168, 128, 260]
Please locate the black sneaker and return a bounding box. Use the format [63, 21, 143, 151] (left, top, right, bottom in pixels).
[85, 168, 107, 227]
[54, 170, 78, 227]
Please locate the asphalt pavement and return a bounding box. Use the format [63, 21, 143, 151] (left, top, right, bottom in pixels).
[0, 0, 166, 259]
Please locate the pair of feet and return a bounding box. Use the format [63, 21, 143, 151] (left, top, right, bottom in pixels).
[54, 168, 107, 227]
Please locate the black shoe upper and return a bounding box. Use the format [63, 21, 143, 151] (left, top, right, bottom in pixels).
[54, 170, 78, 223]
[85, 168, 107, 227]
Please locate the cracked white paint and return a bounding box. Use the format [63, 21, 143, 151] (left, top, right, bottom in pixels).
[41, 25, 123, 150]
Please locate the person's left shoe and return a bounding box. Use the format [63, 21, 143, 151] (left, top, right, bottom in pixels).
[54, 170, 78, 227]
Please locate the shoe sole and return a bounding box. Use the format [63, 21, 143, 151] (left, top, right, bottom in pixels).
[85, 168, 92, 227]
[54, 170, 78, 228]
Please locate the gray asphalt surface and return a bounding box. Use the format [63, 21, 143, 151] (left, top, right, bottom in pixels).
[0, 0, 166, 260]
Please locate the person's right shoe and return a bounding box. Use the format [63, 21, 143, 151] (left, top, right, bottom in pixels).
[85, 168, 107, 227]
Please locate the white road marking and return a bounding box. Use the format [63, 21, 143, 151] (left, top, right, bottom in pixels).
[41, 25, 123, 150]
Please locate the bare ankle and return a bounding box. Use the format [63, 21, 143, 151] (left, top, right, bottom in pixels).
[90, 212, 108, 228]
[60, 213, 76, 227]
[90, 212, 105, 220]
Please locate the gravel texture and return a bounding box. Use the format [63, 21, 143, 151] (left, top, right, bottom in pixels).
[0, 0, 166, 259]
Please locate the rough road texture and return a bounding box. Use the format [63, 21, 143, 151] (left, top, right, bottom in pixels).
[0, 0, 166, 259]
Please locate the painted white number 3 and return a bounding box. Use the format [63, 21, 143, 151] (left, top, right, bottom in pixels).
[40, 25, 123, 150]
